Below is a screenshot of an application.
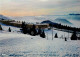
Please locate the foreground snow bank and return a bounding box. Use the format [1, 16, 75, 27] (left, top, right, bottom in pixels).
[0, 30, 80, 57]
[0, 23, 80, 57]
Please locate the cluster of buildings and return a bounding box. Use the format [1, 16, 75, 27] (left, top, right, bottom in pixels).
[0, 19, 49, 29]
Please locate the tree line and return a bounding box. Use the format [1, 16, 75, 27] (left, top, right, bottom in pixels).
[21, 22, 46, 38]
[49, 23, 80, 32]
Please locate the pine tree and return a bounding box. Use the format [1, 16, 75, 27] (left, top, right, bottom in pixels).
[21, 21, 26, 28]
[0, 25, 2, 30]
[65, 37, 67, 41]
[42, 30, 46, 38]
[54, 33, 58, 38]
[30, 25, 37, 36]
[21, 21, 27, 34]
[8, 27, 11, 32]
[71, 31, 77, 40]
[40, 30, 46, 38]
[22, 27, 27, 34]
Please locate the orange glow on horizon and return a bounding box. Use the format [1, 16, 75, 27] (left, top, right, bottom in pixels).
[0, 9, 55, 16]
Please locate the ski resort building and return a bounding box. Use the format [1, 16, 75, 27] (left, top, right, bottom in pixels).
[0, 19, 49, 29]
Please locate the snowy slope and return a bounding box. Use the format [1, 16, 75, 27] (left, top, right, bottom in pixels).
[0, 31, 80, 57]
[0, 15, 80, 57]
[0, 23, 80, 57]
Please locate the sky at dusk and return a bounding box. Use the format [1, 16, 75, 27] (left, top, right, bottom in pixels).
[0, 0, 80, 16]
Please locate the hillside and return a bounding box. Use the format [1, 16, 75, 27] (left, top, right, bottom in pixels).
[54, 18, 73, 25]
[0, 15, 80, 57]
[41, 20, 58, 25]
[0, 23, 80, 57]
[0, 15, 10, 20]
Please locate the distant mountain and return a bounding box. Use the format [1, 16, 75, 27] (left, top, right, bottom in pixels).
[54, 18, 73, 25]
[69, 13, 80, 15]
[0, 15, 10, 20]
[41, 20, 58, 25]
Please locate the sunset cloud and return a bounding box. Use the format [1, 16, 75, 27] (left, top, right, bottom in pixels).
[0, 0, 80, 16]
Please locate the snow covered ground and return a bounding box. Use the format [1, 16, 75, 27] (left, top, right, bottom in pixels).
[0, 23, 80, 57]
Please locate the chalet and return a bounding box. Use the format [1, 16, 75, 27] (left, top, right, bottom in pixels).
[35, 24, 49, 29]
[9, 21, 22, 27]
